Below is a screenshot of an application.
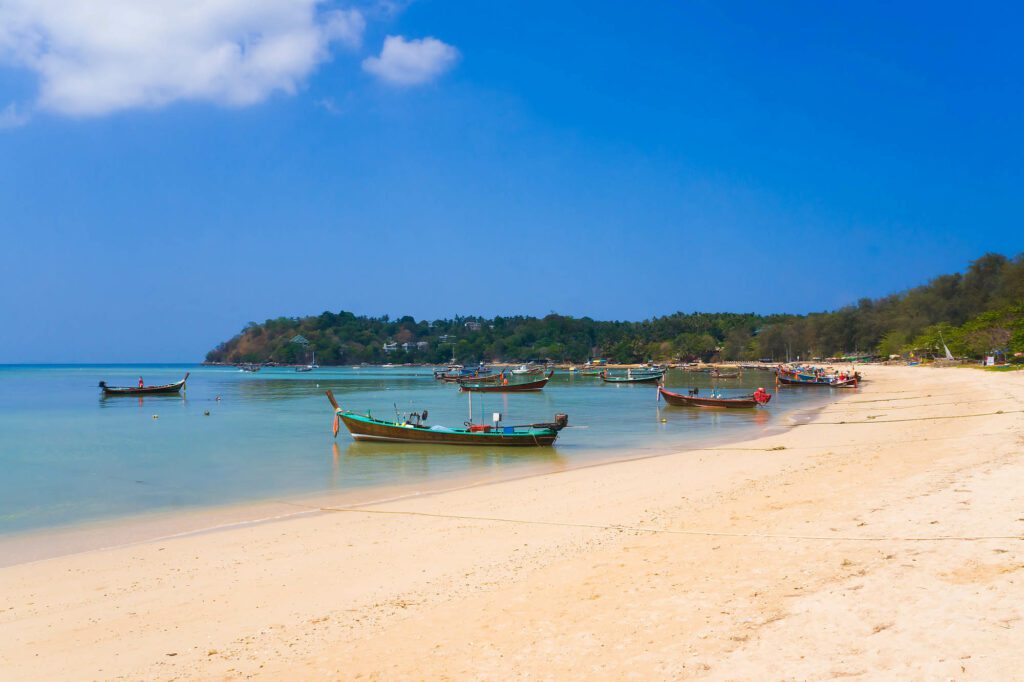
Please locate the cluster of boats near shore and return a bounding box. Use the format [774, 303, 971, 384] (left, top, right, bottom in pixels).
[325, 362, 861, 447]
[97, 362, 862, 448]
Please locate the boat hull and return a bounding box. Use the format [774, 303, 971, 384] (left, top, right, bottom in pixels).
[600, 373, 663, 384]
[340, 413, 557, 446]
[460, 372, 552, 392]
[777, 373, 857, 387]
[100, 373, 189, 395]
[658, 386, 767, 408]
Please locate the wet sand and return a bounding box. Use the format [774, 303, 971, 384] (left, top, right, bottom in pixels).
[2, 365, 1022, 679]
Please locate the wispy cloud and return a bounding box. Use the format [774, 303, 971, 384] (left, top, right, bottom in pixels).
[0, 102, 30, 128]
[0, 0, 366, 118]
[362, 35, 459, 86]
[316, 96, 344, 115]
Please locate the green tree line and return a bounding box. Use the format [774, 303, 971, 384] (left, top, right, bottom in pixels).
[205, 253, 1024, 365]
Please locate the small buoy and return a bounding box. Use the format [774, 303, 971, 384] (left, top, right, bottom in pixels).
[152, 415, 159, 419]
[660, 418, 667, 423]
[215, 396, 221, 401]
[204, 410, 210, 416]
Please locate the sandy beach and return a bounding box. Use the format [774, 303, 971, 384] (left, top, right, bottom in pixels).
[2, 365, 1023, 680]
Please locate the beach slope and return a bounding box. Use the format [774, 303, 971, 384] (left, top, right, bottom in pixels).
[2, 366, 1023, 679]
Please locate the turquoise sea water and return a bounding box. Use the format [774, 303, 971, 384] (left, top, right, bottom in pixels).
[0, 365, 842, 534]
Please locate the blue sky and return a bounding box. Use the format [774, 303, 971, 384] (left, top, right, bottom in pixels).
[1, 1, 1022, 362]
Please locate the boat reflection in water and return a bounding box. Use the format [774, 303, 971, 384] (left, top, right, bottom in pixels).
[342, 439, 567, 462]
[98, 393, 187, 409]
[337, 439, 568, 485]
[311, 440, 568, 508]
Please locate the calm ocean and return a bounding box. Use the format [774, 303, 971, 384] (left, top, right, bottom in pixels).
[0, 364, 840, 535]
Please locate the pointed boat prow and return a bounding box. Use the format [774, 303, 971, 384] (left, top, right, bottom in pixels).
[325, 390, 341, 437]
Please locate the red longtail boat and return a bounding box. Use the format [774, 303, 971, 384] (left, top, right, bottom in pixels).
[658, 385, 771, 409]
[99, 373, 190, 396]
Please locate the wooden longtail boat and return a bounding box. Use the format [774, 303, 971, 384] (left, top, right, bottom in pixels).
[455, 368, 543, 386]
[710, 371, 741, 379]
[325, 391, 566, 446]
[600, 370, 664, 384]
[778, 374, 858, 388]
[510, 364, 545, 375]
[777, 370, 858, 387]
[456, 373, 503, 383]
[460, 371, 553, 392]
[658, 385, 771, 409]
[436, 366, 495, 382]
[99, 373, 189, 396]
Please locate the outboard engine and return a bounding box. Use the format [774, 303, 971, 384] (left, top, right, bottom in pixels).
[98, 381, 107, 388]
[529, 413, 570, 431]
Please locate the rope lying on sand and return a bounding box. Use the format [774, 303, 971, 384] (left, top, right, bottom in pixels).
[826, 396, 1013, 412]
[316, 506, 1024, 543]
[790, 409, 1024, 426]
[701, 431, 1014, 451]
[844, 393, 951, 404]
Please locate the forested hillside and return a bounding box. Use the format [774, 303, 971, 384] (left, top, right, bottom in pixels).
[205, 253, 1024, 365]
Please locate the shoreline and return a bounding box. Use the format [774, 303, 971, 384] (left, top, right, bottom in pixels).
[0, 397, 825, 568]
[4, 365, 1022, 679]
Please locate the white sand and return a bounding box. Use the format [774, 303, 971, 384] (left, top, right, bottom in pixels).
[1, 366, 1022, 680]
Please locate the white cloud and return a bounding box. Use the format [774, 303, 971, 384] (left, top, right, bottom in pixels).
[362, 35, 458, 86]
[0, 0, 366, 117]
[0, 102, 29, 128]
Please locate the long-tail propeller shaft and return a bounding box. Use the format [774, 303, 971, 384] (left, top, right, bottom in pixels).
[326, 390, 341, 437]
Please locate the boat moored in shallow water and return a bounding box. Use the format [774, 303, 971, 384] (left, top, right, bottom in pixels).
[99, 373, 189, 396]
[325, 390, 567, 446]
[459, 371, 553, 392]
[776, 365, 859, 387]
[600, 369, 663, 384]
[658, 385, 771, 409]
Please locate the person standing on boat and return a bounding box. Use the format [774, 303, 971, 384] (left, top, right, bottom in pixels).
[138, 377, 144, 388]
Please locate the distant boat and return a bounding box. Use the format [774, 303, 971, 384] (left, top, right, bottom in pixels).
[776, 367, 859, 387]
[296, 350, 316, 372]
[435, 364, 491, 381]
[459, 371, 553, 392]
[326, 390, 567, 446]
[452, 372, 504, 384]
[238, 364, 260, 372]
[99, 373, 189, 396]
[658, 385, 771, 409]
[778, 373, 858, 388]
[709, 370, 740, 379]
[600, 369, 663, 384]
